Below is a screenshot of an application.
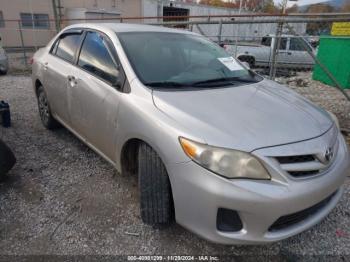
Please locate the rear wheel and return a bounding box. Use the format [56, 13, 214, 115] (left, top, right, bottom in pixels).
[37, 86, 59, 129]
[138, 143, 174, 226]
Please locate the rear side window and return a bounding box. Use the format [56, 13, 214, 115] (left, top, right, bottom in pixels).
[290, 38, 312, 52]
[279, 38, 287, 50]
[261, 37, 271, 47]
[54, 33, 82, 63]
[289, 38, 304, 51]
[78, 31, 119, 84]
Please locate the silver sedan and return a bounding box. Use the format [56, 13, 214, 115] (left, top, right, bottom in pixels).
[31, 23, 349, 244]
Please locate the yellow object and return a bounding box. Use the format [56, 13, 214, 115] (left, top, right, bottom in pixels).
[331, 22, 350, 36]
[179, 138, 198, 158]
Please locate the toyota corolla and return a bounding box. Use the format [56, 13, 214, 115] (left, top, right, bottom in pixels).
[32, 23, 349, 244]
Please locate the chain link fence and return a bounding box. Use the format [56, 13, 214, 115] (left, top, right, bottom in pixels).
[1, 13, 350, 131]
[0, 19, 57, 73]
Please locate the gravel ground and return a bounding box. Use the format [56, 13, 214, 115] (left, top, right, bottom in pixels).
[0, 73, 350, 258]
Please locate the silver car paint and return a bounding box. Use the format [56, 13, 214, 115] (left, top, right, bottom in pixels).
[153, 79, 332, 152]
[32, 23, 349, 244]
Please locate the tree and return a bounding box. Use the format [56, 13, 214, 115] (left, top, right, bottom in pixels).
[262, 0, 278, 13]
[306, 3, 334, 13]
[199, 0, 278, 13]
[306, 4, 335, 35]
[341, 0, 350, 11]
[199, 0, 226, 7]
[286, 4, 298, 14]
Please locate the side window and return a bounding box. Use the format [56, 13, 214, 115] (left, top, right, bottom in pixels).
[51, 39, 59, 54]
[279, 38, 287, 50]
[290, 38, 309, 52]
[55, 33, 82, 62]
[261, 37, 271, 47]
[0, 11, 5, 28]
[20, 13, 50, 29]
[78, 31, 119, 84]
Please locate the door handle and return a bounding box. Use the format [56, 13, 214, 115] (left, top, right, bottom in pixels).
[287, 52, 292, 55]
[67, 75, 75, 81]
[67, 75, 79, 86]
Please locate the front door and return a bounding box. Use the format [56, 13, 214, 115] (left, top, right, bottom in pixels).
[68, 31, 124, 162]
[275, 37, 290, 67]
[288, 37, 314, 68]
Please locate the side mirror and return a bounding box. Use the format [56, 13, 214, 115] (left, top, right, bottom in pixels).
[111, 78, 122, 89]
[241, 61, 250, 69]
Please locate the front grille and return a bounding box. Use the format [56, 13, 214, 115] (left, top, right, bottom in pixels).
[276, 154, 322, 178]
[268, 191, 337, 232]
[288, 170, 319, 178]
[276, 155, 315, 164]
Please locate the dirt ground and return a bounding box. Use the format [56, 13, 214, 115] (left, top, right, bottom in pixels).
[0, 74, 350, 258]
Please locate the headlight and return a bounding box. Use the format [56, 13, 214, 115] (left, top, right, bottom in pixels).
[327, 111, 340, 129]
[179, 137, 271, 180]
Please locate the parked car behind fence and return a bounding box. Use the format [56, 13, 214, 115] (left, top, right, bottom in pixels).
[224, 35, 315, 70]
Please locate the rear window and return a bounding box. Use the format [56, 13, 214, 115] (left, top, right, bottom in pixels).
[53, 33, 82, 63]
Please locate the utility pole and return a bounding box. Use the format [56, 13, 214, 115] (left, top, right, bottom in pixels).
[52, 0, 60, 33]
[57, 0, 63, 29]
[234, 0, 242, 57]
[269, 0, 297, 79]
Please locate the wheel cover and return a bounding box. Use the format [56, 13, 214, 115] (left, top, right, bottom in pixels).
[38, 92, 50, 123]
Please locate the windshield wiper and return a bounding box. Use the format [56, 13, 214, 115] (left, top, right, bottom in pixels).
[145, 81, 190, 88]
[191, 76, 257, 87]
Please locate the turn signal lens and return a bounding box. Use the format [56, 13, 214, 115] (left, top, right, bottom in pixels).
[179, 137, 198, 158]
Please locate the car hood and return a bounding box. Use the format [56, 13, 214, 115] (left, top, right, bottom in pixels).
[152, 79, 333, 152]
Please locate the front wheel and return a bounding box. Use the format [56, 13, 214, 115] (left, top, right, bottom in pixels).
[138, 143, 174, 226]
[37, 86, 59, 129]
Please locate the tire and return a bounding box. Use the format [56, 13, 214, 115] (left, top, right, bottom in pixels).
[0, 139, 16, 177]
[138, 143, 174, 226]
[37, 86, 59, 129]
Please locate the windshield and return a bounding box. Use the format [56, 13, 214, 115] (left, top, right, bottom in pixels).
[118, 32, 262, 89]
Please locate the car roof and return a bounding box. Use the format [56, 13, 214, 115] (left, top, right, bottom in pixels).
[65, 23, 197, 35]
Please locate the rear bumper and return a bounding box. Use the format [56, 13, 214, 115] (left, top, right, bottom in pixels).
[167, 134, 349, 244]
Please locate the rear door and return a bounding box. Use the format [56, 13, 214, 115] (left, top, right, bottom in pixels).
[68, 30, 126, 161]
[275, 37, 290, 66]
[288, 37, 314, 68]
[43, 31, 83, 124]
[259, 36, 273, 66]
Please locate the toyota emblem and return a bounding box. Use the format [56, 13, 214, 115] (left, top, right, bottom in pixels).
[324, 147, 334, 164]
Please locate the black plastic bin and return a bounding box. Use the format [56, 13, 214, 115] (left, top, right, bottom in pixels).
[0, 101, 11, 127]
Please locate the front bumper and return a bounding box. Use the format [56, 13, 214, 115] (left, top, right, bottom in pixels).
[167, 132, 349, 244]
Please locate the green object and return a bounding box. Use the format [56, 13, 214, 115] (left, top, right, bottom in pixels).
[313, 36, 350, 89]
